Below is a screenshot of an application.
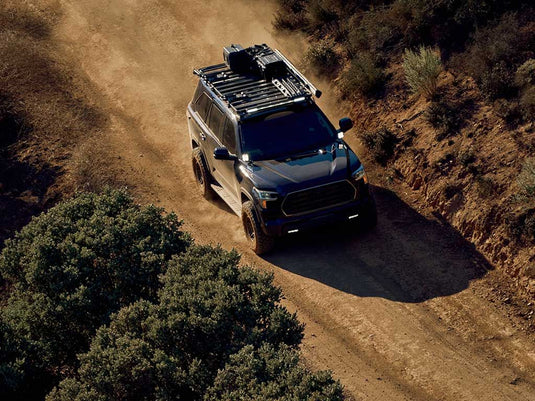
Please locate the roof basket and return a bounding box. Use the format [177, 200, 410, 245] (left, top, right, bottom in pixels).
[194, 44, 322, 119]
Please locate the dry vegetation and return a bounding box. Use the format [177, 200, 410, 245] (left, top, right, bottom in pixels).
[274, 0, 535, 297]
[0, 1, 120, 245]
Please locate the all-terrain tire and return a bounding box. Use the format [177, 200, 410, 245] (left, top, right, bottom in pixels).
[192, 148, 214, 199]
[242, 200, 275, 255]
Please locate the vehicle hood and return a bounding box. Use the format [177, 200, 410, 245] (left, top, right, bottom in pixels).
[246, 143, 360, 194]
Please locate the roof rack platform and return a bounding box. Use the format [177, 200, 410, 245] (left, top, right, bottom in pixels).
[194, 44, 322, 120]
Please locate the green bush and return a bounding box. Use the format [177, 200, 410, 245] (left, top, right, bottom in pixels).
[507, 209, 535, 243]
[307, 0, 339, 30]
[518, 157, 535, 198]
[0, 189, 191, 398]
[520, 86, 535, 122]
[515, 59, 535, 89]
[360, 128, 398, 165]
[476, 176, 495, 198]
[346, 9, 398, 56]
[461, 14, 522, 99]
[304, 38, 340, 76]
[46, 246, 334, 401]
[494, 98, 522, 125]
[273, 0, 308, 30]
[403, 46, 442, 98]
[458, 150, 476, 167]
[341, 53, 385, 98]
[425, 99, 460, 140]
[206, 344, 344, 400]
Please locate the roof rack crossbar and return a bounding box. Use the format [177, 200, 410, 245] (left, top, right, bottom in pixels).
[227, 86, 281, 100]
[234, 96, 286, 111]
[193, 63, 227, 76]
[234, 95, 294, 110]
[242, 99, 300, 115]
[215, 79, 269, 93]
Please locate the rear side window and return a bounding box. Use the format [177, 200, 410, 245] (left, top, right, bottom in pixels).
[207, 105, 226, 140]
[222, 119, 237, 154]
[195, 93, 211, 121]
[192, 82, 203, 104]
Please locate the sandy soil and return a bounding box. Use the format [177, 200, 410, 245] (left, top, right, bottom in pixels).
[54, 0, 535, 399]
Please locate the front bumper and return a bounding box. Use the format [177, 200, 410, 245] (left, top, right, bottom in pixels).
[259, 196, 374, 237]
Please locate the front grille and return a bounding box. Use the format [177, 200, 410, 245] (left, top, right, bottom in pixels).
[282, 180, 356, 216]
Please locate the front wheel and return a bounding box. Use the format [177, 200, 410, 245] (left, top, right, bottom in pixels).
[242, 201, 275, 255]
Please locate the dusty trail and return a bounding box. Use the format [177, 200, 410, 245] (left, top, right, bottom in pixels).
[55, 1, 535, 399]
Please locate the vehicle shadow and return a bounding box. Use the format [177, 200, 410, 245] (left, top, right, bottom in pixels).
[265, 186, 491, 303]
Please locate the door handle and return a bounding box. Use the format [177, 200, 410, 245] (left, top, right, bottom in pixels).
[200, 132, 206, 141]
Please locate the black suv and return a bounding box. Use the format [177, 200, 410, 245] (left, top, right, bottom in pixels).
[187, 44, 376, 254]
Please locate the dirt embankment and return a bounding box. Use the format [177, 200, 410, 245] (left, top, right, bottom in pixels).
[348, 67, 535, 300]
[2, 0, 535, 400]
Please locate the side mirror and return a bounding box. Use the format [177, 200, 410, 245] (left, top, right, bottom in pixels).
[214, 147, 237, 160]
[339, 117, 353, 133]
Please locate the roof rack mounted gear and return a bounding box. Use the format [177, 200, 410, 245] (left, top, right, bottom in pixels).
[193, 44, 322, 120]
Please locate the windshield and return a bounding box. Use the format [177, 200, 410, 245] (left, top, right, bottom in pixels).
[240, 106, 337, 161]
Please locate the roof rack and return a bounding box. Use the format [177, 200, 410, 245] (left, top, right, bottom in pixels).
[193, 44, 322, 120]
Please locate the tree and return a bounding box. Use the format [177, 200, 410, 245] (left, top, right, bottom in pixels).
[0, 189, 191, 399]
[206, 344, 344, 401]
[47, 246, 339, 401]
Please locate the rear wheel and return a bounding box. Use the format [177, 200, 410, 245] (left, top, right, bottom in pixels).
[192, 148, 214, 199]
[242, 201, 275, 255]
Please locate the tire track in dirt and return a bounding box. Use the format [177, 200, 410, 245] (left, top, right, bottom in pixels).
[55, 1, 535, 399]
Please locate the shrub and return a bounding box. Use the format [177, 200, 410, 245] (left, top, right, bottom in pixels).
[403, 46, 443, 98]
[518, 157, 535, 198]
[475, 176, 495, 198]
[494, 98, 522, 125]
[341, 53, 385, 98]
[479, 61, 515, 100]
[360, 128, 398, 165]
[461, 13, 522, 99]
[507, 209, 535, 243]
[206, 344, 344, 401]
[425, 99, 460, 140]
[346, 9, 399, 56]
[0, 189, 191, 398]
[273, 0, 308, 30]
[307, 0, 339, 30]
[304, 38, 340, 76]
[515, 59, 535, 89]
[46, 246, 333, 401]
[520, 86, 535, 122]
[458, 150, 476, 167]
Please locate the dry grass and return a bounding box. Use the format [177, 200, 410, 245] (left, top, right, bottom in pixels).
[0, 1, 113, 243]
[68, 136, 124, 193]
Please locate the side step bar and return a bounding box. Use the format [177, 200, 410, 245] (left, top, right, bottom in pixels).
[211, 184, 242, 216]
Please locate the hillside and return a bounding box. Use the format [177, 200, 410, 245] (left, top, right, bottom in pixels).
[273, 0, 535, 299]
[0, 0, 120, 245]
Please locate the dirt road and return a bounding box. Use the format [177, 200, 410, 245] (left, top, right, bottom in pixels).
[55, 0, 535, 399]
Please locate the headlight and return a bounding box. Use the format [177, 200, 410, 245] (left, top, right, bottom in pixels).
[352, 165, 369, 184]
[252, 187, 279, 208]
